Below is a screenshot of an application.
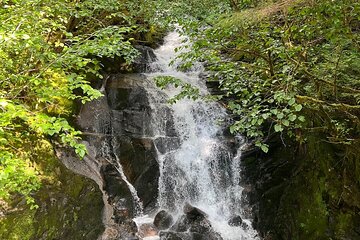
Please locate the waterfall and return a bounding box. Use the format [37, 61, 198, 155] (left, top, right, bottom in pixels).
[145, 31, 259, 240]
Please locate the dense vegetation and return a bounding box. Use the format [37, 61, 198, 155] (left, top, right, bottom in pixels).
[152, 1, 360, 239]
[1, 0, 359, 239]
[154, 2, 360, 238]
[155, 0, 360, 153]
[0, 0, 152, 206]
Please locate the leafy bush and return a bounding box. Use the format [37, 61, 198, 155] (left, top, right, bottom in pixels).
[154, 0, 360, 152]
[0, 0, 140, 204]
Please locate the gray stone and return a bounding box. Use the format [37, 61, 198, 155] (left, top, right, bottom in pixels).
[167, 204, 223, 240]
[133, 45, 157, 73]
[160, 231, 190, 240]
[154, 210, 174, 230]
[228, 215, 243, 227]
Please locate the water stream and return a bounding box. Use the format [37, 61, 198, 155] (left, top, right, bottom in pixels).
[143, 31, 259, 240]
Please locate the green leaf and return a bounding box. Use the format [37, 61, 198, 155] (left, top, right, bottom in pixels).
[288, 98, 296, 106]
[262, 113, 270, 119]
[270, 109, 278, 115]
[274, 124, 283, 132]
[282, 119, 290, 127]
[288, 114, 297, 122]
[277, 112, 284, 119]
[294, 104, 303, 112]
[261, 145, 269, 153]
[298, 116, 306, 122]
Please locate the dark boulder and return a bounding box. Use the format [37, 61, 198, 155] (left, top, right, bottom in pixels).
[162, 204, 223, 240]
[228, 215, 243, 227]
[133, 45, 157, 73]
[183, 203, 208, 221]
[160, 231, 190, 240]
[154, 210, 174, 230]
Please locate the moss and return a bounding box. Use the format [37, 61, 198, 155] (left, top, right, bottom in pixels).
[143, 25, 166, 48]
[0, 209, 36, 240]
[275, 135, 360, 240]
[334, 213, 352, 239]
[0, 140, 104, 240]
[292, 175, 328, 239]
[246, 133, 360, 240]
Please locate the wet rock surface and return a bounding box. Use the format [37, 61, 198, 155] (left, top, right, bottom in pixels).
[101, 164, 135, 224]
[154, 210, 174, 230]
[160, 204, 223, 240]
[133, 45, 157, 73]
[58, 72, 178, 239]
[228, 215, 243, 227]
[241, 135, 360, 240]
[137, 223, 158, 238]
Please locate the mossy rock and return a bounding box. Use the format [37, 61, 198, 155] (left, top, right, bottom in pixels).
[243, 134, 360, 240]
[0, 141, 104, 240]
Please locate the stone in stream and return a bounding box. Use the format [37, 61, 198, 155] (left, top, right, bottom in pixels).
[136, 223, 158, 238]
[160, 231, 191, 240]
[154, 210, 174, 230]
[160, 204, 223, 240]
[183, 203, 208, 221]
[228, 215, 251, 230]
[228, 215, 243, 227]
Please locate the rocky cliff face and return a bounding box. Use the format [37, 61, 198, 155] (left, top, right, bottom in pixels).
[0, 45, 171, 240]
[241, 135, 360, 240]
[57, 72, 168, 239]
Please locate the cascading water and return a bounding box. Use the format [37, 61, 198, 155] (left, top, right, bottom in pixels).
[144, 31, 259, 240]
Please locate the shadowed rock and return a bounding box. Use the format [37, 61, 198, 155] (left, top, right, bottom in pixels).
[228, 215, 243, 227]
[154, 210, 174, 230]
[160, 204, 223, 240]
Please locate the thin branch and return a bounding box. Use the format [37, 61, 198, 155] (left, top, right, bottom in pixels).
[296, 95, 360, 110]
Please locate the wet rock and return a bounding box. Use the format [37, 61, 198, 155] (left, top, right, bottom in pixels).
[154, 137, 180, 154]
[160, 231, 191, 240]
[112, 220, 138, 240]
[166, 204, 223, 240]
[192, 232, 223, 240]
[137, 223, 158, 238]
[100, 164, 135, 225]
[133, 45, 157, 73]
[183, 203, 208, 221]
[126, 237, 140, 240]
[171, 215, 189, 232]
[122, 109, 152, 136]
[106, 78, 149, 111]
[241, 221, 250, 230]
[57, 69, 175, 239]
[228, 215, 243, 227]
[154, 210, 174, 230]
[101, 227, 119, 240]
[114, 136, 159, 210]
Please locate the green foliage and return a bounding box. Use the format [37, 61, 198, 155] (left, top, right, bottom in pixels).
[0, 151, 40, 206]
[0, 140, 104, 240]
[0, 0, 140, 204]
[155, 0, 360, 152]
[154, 76, 200, 104]
[143, 0, 231, 28]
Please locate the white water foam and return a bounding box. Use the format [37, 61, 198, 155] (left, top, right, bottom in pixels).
[146, 31, 259, 240]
